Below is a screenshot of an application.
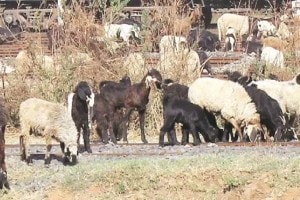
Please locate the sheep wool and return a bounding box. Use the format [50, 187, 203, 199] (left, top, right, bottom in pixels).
[19, 98, 78, 154]
[188, 77, 261, 141]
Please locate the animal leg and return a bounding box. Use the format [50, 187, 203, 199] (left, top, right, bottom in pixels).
[159, 116, 176, 147]
[44, 135, 52, 166]
[23, 135, 32, 164]
[189, 124, 201, 146]
[120, 108, 134, 143]
[82, 124, 92, 153]
[139, 109, 148, 144]
[228, 118, 244, 142]
[181, 127, 189, 145]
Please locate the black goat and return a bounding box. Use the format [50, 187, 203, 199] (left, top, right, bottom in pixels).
[0, 98, 9, 189]
[162, 79, 222, 144]
[68, 81, 94, 153]
[159, 96, 219, 147]
[100, 69, 162, 144]
[227, 72, 295, 142]
[93, 76, 132, 143]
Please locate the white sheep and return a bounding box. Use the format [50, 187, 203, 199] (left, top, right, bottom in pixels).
[159, 35, 187, 57]
[261, 46, 285, 68]
[217, 13, 249, 42]
[104, 23, 140, 45]
[188, 77, 262, 142]
[19, 98, 78, 165]
[249, 73, 300, 117]
[257, 20, 276, 37]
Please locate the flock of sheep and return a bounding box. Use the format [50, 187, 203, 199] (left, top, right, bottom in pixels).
[1, 4, 300, 191]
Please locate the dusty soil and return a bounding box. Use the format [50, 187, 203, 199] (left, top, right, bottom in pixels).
[2, 128, 300, 200]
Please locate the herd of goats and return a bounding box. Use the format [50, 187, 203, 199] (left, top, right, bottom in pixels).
[0, 4, 300, 190]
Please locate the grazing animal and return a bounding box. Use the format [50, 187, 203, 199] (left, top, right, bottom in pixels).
[188, 77, 263, 142]
[261, 46, 284, 68]
[159, 35, 187, 56]
[93, 76, 132, 143]
[67, 81, 95, 153]
[242, 40, 263, 56]
[0, 98, 9, 189]
[187, 28, 220, 51]
[159, 96, 219, 147]
[100, 69, 162, 144]
[224, 27, 236, 52]
[230, 74, 294, 141]
[217, 13, 249, 42]
[249, 73, 300, 140]
[257, 20, 276, 38]
[104, 23, 141, 45]
[19, 98, 78, 165]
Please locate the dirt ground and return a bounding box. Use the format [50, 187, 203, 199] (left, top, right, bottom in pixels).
[2, 128, 300, 200]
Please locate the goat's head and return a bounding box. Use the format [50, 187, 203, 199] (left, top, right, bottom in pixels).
[0, 169, 9, 189]
[74, 81, 95, 107]
[119, 75, 132, 86]
[144, 69, 162, 89]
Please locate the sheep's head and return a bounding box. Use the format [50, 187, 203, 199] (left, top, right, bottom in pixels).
[243, 116, 263, 142]
[64, 144, 78, 166]
[0, 169, 9, 189]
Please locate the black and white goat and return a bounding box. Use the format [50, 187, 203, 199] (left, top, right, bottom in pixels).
[68, 81, 95, 153]
[224, 27, 236, 52]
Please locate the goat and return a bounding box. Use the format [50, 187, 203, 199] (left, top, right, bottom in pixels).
[100, 69, 162, 144]
[67, 81, 95, 153]
[159, 96, 219, 147]
[224, 27, 236, 52]
[93, 76, 132, 143]
[0, 98, 9, 189]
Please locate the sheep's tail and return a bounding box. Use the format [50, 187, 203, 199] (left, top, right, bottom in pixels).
[67, 93, 75, 116]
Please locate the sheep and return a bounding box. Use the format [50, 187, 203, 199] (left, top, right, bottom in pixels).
[0, 98, 9, 189]
[173, 4, 202, 36]
[159, 96, 219, 147]
[228, 73, 294, 141]
[257, 20, 277, 38]
[100, 69, 162, 144]
[249, 73, 300, 133]
[93, 76, 132, 144]
[217, 13, 249, 42]
[104, 23, 141, 45]
[261, 46, 285, 68]
[224, 27, 236, 52]
[188, 77, 263, 142]
[159, 35, 187, 56]
[276, 21, 292, 40]
[242, 40, 263, 56]
[67, 81, 95, 153]
[19, 98, 78, 165]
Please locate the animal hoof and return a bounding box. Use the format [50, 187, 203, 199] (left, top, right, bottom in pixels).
[143, 140, 148, 144]
[87, 149, 92, 153]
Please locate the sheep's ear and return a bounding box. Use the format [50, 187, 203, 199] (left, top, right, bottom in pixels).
[78, 88, 87, 101]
